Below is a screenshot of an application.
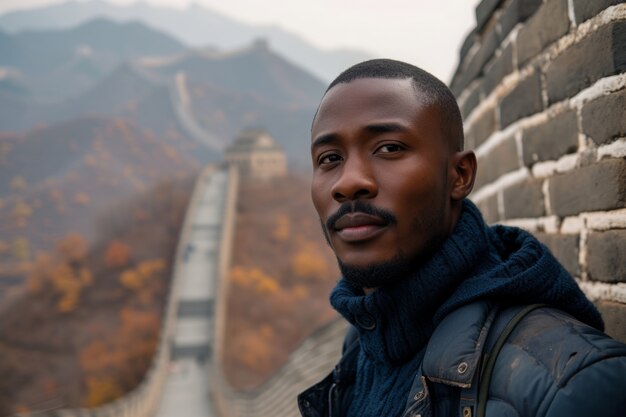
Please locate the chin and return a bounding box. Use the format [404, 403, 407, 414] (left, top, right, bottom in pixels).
[337, 252, 414, 289]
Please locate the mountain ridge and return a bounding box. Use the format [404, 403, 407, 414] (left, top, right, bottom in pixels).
[0, 0, 372, 81]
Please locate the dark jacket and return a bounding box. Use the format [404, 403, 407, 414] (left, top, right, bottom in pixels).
[298, 300, 626, 417]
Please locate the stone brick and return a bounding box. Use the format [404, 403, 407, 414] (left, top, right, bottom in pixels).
[534, 232, 580, 276]
[460, 79, 483, 120]
[548, 158, 626, 217]
[483, 42, 514, 96]
[451, 26, 501, 96]
[582, 88, 626, 146]
[468, 106, 497, 148]
[572, 0, 623, 25]
[502, 178, 546, 219]
[476, 193, 500, 224]
[546, 21, 626, 104]
[459, 28, 478, 65]
[474, 135, 519, 189]
[499, 71, 543, 128]
[596, 301, 626, 343]
[521, 110, 579, 166]
[464, 129, 476, 151]
[474, 154, 490, 190]
[476, 0, 505, 31]
[517, 0, 571, 66]
[499, 0, 544, 39]
[587, 230, 626, 282]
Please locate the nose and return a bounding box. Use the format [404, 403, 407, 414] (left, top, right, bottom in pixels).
[330, 156, 378, 202]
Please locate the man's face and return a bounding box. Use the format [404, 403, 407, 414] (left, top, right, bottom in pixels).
[310, 77, 457, 275]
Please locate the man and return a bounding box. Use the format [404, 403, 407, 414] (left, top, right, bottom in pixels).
[298, 59, 626, 417]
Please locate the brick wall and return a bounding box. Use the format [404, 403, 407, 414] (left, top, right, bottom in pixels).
[452, 0, 626, 342]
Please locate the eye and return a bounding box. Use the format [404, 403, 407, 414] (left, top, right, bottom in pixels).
[376, 143, 404, 154]
[318, 152, 342, 166]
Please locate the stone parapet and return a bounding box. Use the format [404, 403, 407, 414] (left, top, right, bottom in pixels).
[455, 0, 626, 342]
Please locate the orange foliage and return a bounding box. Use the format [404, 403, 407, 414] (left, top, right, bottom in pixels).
[79, 307, 159, 406]
[225, 176, 339, 388]
[51, 264, 93, 312]
[120, 259, 164, 290]
[83, 377, 123, 407]
[291, 244, 329, 279]
[230, 267, 280, 294]
[55, 233, 88, 263]
[234, 325, 275, 371]
[290, 284, 309, 300]
[26, 234, 94, 312]
[272, 214, 290, 242]
[104, 241, 132, 269]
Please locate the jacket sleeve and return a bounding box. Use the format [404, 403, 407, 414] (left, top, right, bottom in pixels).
[544, 355, 626, 417]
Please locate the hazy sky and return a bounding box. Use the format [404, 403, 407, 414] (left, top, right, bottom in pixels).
[0, 0, 479, 82]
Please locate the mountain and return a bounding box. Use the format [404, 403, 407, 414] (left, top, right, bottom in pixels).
[0, 115, 198, 413]
[146, 40, 324, 108]
[0, 17, 185, 74]
[0, 18, 186, 100]
[0, 37, 324, 167]
[0, 0, 372, 81]
[0, 116, 198, 248]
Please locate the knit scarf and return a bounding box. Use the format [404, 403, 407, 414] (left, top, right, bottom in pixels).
[330, 199, 602, 417]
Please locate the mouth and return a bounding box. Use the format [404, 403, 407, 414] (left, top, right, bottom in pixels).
[333, 213, 389, 243]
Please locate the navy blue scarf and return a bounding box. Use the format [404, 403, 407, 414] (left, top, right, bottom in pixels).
[330, 199, 602, 417]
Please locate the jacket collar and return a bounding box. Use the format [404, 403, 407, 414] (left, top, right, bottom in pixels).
[422, 300, 498, 388]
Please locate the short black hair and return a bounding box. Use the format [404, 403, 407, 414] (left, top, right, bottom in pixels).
[321, 59, 464, 151]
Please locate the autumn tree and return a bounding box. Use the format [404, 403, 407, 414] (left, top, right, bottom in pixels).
[56, 233, 87, 264]
[104, 241, 132, 269]
[25, 233, 93, 312]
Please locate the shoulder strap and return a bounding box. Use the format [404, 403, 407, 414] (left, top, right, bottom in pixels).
[474, 303, 547, 417]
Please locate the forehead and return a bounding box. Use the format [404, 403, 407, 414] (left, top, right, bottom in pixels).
[312, 78, 431, 138]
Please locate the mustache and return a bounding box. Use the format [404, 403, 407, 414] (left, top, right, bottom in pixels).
[325, 200, 397, 231]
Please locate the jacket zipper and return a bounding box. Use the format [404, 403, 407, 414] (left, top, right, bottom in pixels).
[327, 382, 337, 417]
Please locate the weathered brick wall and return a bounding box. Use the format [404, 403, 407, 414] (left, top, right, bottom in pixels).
[452, 0, 626, 342]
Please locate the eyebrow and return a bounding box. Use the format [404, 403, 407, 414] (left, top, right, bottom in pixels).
[311, 122, 409, 151]
[364, 122, 409, 134]
[311, 133, 338, 150]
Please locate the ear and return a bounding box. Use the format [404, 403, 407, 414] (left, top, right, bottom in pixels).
[449, 150, 477, 201]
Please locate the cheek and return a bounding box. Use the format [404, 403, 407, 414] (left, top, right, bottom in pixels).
[310, 179, 329, 216]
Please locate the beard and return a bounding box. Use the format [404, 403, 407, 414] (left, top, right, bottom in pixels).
[321, 194, 449, 290]
[337, 251, 416, 289]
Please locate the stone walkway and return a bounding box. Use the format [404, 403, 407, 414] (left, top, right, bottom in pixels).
[154, 168, 230, 417]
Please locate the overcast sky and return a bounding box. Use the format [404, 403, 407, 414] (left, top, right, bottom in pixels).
[0, 0, 479, 82]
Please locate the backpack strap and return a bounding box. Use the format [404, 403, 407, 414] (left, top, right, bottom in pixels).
[473, 303, 547, 417]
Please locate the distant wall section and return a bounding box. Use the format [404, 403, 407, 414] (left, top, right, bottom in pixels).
[453, 0, 626, 341]
[211, 318, 347, 417]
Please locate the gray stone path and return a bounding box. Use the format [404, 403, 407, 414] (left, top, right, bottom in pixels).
[154, 168, 230, 417]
